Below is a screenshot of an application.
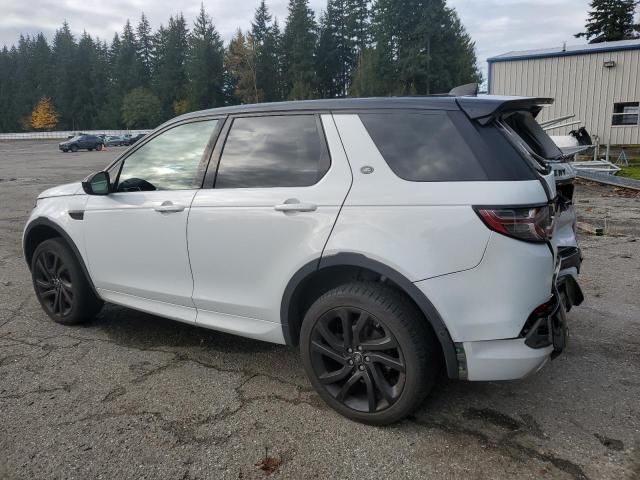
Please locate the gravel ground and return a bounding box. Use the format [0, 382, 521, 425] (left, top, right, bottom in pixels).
[0, 140, 639, 480]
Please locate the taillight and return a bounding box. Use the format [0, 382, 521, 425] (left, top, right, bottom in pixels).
[474, 204, 555, 242]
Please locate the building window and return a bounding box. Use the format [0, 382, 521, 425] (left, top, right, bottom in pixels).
[612, 102, 639, 126]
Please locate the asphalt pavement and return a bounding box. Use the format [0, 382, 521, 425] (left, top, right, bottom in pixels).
[0, 140, 638, 479]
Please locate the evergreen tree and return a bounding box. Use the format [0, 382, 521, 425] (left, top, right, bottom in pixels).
[187, 4, 225, 110]
[92, 39, 114, 127]
[51, 22, 77, 129]
[72, 32, 99, 128]
[575, 0, 640, 43]
[32, 34, 52, 101]
[251, 1, 280, 101]
[136, 13, 153, 86]
[283, 0, 318, 99]
[370, 0, 480, 95]
[271, 19, 287, 100]
[346, 0, 370, 53]
[0, 0, 483, 131]
[154, 15, 189, 119]
[316, 0, 370, 97]
[0, 47, 18, 131]
[114, 20, 142, 94]
[316, 6, 343, 97]
[13, 35, 37, 129]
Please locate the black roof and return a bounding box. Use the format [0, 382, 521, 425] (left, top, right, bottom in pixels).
[170, 95, 554, 125]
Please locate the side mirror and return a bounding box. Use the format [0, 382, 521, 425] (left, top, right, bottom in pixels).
[82, 171, 111, 195]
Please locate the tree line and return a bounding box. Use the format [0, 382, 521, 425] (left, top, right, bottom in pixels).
[0, 0, 481, 132]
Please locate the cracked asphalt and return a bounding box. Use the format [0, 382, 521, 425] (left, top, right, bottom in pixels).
[1, 140, 639, 479]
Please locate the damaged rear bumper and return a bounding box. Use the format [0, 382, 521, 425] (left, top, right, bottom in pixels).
[459, 253, 584, 382]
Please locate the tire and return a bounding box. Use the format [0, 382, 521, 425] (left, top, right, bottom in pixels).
[62, 149, 68, 153]
[300, 282, 438, 425]
[96, 144, 103, 151]
[88, 148, 93, 152]
[31, 238, 103, 325]
[70, 145, 78, 153]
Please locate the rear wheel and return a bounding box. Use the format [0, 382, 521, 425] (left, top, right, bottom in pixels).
[31, 238, 103, 325]
[300, 282, 438, 425]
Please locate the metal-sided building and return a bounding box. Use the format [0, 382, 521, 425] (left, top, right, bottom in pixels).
[488, 39, 640, 145]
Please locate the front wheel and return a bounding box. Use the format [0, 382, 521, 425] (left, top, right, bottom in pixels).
[31, 238, 103, 325]
[96, 144, 103, 151]
[300, 282, 438, 425]
[70, 145, 78, 153]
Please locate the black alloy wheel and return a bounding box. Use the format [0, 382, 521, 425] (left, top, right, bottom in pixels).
[301, 282, 437, 425]
[33, 249, 74, 318]
[309, 306, 406, 413]
[30, 238, 103, 325]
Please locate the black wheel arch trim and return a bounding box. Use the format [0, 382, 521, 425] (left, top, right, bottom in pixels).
[23, 217, 100, 298]
[281, 252, 460, 379]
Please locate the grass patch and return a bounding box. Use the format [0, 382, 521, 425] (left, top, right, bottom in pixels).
[619, 165, 640, 180]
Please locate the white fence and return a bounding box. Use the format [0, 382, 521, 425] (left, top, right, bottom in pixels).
[0, 130, 152, 141]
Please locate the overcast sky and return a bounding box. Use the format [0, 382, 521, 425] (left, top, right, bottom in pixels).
[1, 0, 592, 75]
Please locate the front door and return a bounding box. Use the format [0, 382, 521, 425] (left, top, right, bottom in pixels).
[188, 114, 352, 342]
[83, 119, 220, 321]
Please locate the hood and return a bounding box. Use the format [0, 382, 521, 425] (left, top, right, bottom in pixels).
[38, 182, 84, 199]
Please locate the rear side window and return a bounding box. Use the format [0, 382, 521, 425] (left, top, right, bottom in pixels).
[359, 112, 487, 182]
[215, 115, 330, 188]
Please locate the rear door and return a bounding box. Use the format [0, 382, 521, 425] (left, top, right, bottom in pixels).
[187, 113, 352, 342]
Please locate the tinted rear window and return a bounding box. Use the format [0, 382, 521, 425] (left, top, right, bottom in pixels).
[215, 115, 330, 188]
[359, 112, 487, 182]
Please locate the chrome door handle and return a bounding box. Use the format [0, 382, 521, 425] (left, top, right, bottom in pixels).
[154, 201, 186, 213]
[274, 200, 317, 213]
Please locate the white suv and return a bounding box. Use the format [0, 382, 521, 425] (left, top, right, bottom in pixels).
[23, 95, 583, 424]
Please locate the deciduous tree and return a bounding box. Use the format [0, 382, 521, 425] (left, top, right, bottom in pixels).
[121, 87, 161, 128]
[225, 29, 260, 104]
[30, 96, 58, 130]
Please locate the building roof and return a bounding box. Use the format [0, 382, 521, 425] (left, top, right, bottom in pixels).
[487, 38, 640, 63]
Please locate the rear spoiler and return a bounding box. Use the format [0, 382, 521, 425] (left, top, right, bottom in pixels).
[456, 97, 554, 125]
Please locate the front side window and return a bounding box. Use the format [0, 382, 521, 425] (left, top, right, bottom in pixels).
[612, 102, 639, 126]
[116, 119, 218, 192]
[215, 115, 330, 188]
[359, 112, 487, 182]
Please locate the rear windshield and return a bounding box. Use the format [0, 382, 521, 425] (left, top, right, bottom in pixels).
[502, 111, 561, 159]
[359, 111, 536, 182]
[499, 111, 561, 174]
